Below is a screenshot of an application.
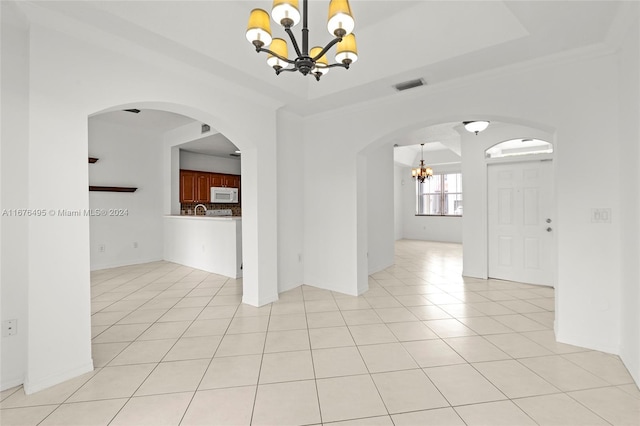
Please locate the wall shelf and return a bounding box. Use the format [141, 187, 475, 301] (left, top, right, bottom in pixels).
[89, 186, 137, 193]
[88, 158, 137, 192]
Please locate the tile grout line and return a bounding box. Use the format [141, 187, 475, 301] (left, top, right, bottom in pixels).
[302, 287, 324, 425]
[34, 265, 191, 425]
[247, 302, 272, 426]
[100, 272, 218, 425]
[177, 287, 241, 426]
[332, 281, 395, 422]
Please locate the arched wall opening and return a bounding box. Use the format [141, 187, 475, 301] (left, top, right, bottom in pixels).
[18, 18, 281, 391]
[299, 43, 632, 382]
[356, 116, 557, 291]
[90, 101, 270, 303]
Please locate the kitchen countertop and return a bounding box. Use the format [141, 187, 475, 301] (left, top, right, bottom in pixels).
[165, 215, 242, 221]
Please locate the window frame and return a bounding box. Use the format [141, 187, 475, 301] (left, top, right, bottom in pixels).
[415, 172, 463, 217]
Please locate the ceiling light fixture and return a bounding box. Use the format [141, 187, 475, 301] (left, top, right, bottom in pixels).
[246, 0, 358, 81]
[463, 121, 490, 135]
[412, 144, 433, 183]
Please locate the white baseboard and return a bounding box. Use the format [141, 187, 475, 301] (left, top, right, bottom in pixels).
[368, 260, 394, 276]
[278, 282, 301, 294]
[23, 360, 94, 395]
[555, 329, 620, 356]
[90, 257, 163, 271]
[619, 345, 640, 386]
[242, 292, 278, 308]
[1, 377, 24, 392]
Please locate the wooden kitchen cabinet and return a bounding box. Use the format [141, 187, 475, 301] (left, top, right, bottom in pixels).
[225, 175, 240, 188]
[209, 174, 225, 188]
[195, 172, 210, 202]
[180, 170, 196, 203]
[180, 170, 241, 203]
[210, 173, 240, 188]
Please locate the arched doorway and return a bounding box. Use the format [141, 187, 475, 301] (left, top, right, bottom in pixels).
[88, 101, 277, 307]
[357, 118, 557, 291]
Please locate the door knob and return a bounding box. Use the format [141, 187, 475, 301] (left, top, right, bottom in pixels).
[546, 227, 552, 232]
[546, 218, 552, 223]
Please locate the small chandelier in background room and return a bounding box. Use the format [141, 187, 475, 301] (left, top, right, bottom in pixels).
[463, 120, 490, 135]
[412, 144, 433, 183]
[246, 0, 358, 81]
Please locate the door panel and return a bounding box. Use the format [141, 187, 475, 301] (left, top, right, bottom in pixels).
[498, 237, 513, 267]
[524, 237, 540, 269]
[498, 188, 514, 225]
[488, 161, 554, 286]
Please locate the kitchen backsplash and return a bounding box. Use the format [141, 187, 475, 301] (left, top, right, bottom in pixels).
[181, 203, 242, 216]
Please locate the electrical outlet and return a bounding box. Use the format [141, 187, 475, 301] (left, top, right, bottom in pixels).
[98, 244, 106, 252]
[2, 319, 17, 337]
[591, 208, 612, 223]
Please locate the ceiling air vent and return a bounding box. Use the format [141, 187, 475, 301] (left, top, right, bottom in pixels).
[123, 108, 140, 114]
[202, 124, 211, 134]
[393, 78, 425, 92]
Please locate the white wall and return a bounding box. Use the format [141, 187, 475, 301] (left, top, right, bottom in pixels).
[397, 164, 463, 243]
[303, 145, 360, 294]
[0, 1, 30, 390]
[26, 26, 95, 394]
[618, 19, 640, 384]
[5, 8, 281, 392]
[179, 150, 240, 175]
[164, 217, 242, 278]
[393, 165, 404, 240]
[88, 118, 164, 270]
[366, 144, 395, 274]
[276, 110, 304, 293]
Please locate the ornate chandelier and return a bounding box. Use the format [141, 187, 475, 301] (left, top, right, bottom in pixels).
[412, 144, 433, 183]
[246, 0, 358, 81]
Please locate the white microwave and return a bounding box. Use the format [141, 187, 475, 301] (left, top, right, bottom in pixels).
[211, 187, 239, 203]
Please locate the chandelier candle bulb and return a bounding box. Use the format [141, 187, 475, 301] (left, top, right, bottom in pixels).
[310, 46, 329, 76]
[335, 33, 358, 65]
[267, 38, 289, 70]
[327, 0, 355, 37]
[246, 9, 273, 48]
[272, 0, 301, 27]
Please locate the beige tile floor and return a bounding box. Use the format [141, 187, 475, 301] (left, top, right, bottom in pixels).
[2, 240, 639, 425]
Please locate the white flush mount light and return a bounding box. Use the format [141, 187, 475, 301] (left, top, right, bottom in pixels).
[463, 121, 490, 135]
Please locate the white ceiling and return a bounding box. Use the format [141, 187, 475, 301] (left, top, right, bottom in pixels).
[91, 109, 241, 159]
[27, 1, 623, 115]
[48, 1, 624, 156]
[91, 109, 195, 133]
[180, 133, 240, 158]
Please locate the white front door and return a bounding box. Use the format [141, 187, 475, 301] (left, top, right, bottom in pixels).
[488, 160, 554, 286]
